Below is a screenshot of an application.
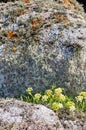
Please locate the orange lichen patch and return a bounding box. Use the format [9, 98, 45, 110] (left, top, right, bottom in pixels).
[64, 0, 75, 9]
[55, 14, 63, 23]
[7, 31, 17, 38]
[24, 0, 30, 3]
[31, 19, 43, 27]
[31, 19, 44, 33]
[63, 17, 69, 24]
[54, 12, 69, 24]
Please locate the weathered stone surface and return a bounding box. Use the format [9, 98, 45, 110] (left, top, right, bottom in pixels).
[0, 99, 86, 130]
[0, 0, 86, 97]
[0, 99, 63, 130]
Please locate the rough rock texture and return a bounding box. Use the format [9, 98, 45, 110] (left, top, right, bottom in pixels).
[0, 0, 86, 97]
[0, 99, 86, 130]
[0, 99, 63, 130]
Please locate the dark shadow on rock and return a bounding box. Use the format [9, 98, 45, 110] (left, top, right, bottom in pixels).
[77, 0, 86, 12]
[0, 0, 15, 2]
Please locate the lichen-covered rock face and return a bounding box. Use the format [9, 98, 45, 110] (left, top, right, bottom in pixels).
[0, 0, 86, 97]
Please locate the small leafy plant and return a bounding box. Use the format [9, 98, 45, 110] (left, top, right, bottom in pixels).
[75, 91, 86, 112]
[22, 85, 86, 113]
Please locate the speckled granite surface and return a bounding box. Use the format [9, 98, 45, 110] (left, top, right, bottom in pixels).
[0, 99, 86, 130]
[0, 0, 86, 97]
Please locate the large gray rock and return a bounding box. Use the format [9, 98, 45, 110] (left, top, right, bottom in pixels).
[0, 99, 63, 130]
[0, 0, 86, 97]
[0, 99, 86, 130]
